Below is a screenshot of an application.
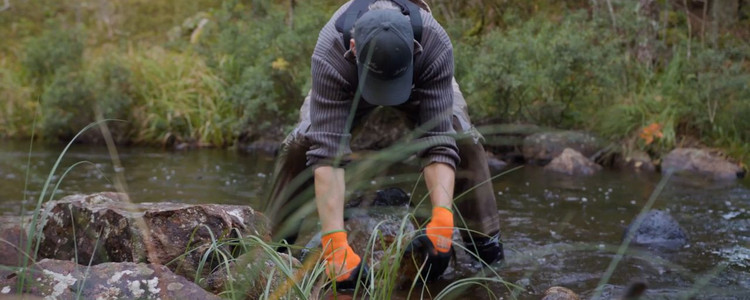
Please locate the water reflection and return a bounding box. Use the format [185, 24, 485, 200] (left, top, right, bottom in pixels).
[0, 141, 275, 215]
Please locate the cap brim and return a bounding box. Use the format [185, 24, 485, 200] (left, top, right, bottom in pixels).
[358, 62, 413, 106]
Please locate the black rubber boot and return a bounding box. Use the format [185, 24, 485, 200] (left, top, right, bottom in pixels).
[463, 231, 504, 265]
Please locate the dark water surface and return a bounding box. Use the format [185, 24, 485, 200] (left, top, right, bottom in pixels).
[1, 140, 749, 299]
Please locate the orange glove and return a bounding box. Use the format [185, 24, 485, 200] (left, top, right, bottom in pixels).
[321, 230, 362, 282]
[425, 206, 453, 254]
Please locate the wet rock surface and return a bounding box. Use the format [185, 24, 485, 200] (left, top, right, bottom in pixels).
[544, 148, 602, 176]
[37, 192, 271, 281]
[301, 187, 488, 287]
[616, 149, 655, 172]
[205, 248, 302, 300]
[662, 148, 745, 180]
[0, 216, 30, 267]
[240, 139, 281, 156]
[625, 210, 688, 250]
[542, 286, 580, 300]
[0, 259, 219, 300]
[301, 188, 422, 285]
[523, 131, 603, 165]
[487, 153, 509, 175]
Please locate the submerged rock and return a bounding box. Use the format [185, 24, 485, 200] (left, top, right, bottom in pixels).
[487, 153, 509, 175]
[542, 286, 580, 300]
[0, 259, 219, 300]
[662, 148, 745, 180]
[544, 148, 602, 176]
[616, 150, 655, 173]
[625, 210, 687, 250]
[0, 216, 30, 267]
[523, 131, 603, 165]
[36, 192, 271, 281]
[301, 188, 418, 285]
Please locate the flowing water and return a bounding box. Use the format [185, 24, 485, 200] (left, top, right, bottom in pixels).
[1, 140, 748, 299]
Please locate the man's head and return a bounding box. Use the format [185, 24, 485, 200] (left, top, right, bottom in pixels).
[351, 7, 414, 106]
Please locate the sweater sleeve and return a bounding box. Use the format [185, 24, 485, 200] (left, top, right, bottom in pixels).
[411, 45, 460, 170]
[305, 55, 355, 167]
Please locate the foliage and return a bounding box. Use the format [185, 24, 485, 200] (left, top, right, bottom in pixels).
[40, 56, 134, 143]
[22, 25, 84, 83]
[0, 61, 35, 137]
[0, 0, 748, 162]
[191, 0, 329, 139]
[457, 11, 624, 128]
[125, 47, 234, 146]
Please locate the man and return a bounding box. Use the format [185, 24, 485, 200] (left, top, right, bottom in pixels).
[266, 0, 504, 288]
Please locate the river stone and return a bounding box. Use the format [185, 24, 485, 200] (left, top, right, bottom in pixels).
[625, 210, 687, 250]
[36, 192, 271, 281]
[544, 148, 602, 176]
[0, 259, 219, 300]
[487, 153, 508, 175]
[240, 139, 281, 156]
[204, 248, 302, 299]
[300, 187, 419, 285]
[542, 286, 580, 300]
[0, 216, 30, 267]
[616, 150, 655, 172]
[662, 148, 745, 180]
[523, 131, 602, 165]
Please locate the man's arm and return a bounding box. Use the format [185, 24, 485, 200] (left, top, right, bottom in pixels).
[314, 166, 346, 233]
[423, 162, 454, 208]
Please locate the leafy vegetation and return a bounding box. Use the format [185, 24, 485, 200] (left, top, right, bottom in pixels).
[0, 0, 748, 162]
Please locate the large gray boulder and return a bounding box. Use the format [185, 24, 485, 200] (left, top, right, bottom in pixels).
[0, 259, 220, 300]
[625, 210, 687, 250]
[544, 148, 603, 176]
[523, 131, 603, 164]
[661, 148, 745, 180]
[36, 192, 271, 281]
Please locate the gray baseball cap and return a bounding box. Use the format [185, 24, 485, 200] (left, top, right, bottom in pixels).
[353, 9, 414, 106]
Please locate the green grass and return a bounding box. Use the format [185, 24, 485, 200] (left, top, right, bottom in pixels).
[1, 0, 748, 165]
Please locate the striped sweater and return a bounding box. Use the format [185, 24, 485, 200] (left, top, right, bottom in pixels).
[305, 1, 459, 169]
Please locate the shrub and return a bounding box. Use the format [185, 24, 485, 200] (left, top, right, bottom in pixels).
[40, 56, 135, 143]
[22, 25, 85, 82]
[125, 47, 234, 146]
[0, 62, 36, 137]
[193, 0, 329, 139]
[457, 12, 624, 127]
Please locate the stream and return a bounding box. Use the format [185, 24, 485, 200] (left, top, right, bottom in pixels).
[1, 140, 748, 299]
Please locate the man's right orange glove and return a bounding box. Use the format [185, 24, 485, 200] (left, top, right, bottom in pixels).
[406, 206, 454, 282]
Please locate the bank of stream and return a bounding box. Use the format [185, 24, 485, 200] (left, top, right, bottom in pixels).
[1, 140, 748, 299]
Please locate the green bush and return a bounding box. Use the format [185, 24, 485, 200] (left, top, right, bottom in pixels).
[458, 12, 624, 127]
[125, 47, 234, 146]
[22, 26, 84, 82]
[193, 0, 329, 139]
[0, 62, 36, 137]
[40, 57, 134, 143]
